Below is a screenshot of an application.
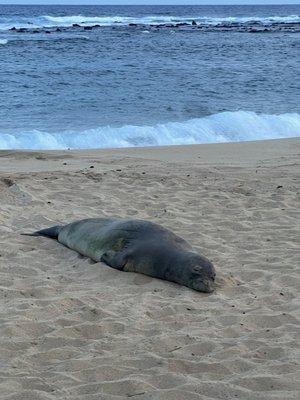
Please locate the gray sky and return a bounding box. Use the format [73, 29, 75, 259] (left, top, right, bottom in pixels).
[0, 1, 299, 5]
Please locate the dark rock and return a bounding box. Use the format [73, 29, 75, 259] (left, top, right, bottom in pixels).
[10, 27, 17, 31]
[56, 28, 62, 32]
[84, 26, 93, 31]
[73, 24, 81, 28]
[129, 23, 137, 27]
[2, 178, 14, 187]
[192, 20, 197, 26]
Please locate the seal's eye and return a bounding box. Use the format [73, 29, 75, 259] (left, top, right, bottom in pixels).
[193, 266, 202, 273]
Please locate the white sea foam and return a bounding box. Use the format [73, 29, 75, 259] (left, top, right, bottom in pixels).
[42, 14, 300, 27]
[0, 14, 299, 30]
[1, 111, 299, 150]
[0, 39, 8, 45]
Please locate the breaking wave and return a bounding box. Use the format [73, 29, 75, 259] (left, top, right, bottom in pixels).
[1, 111, 299, 150]
[0, 14, 299, 30]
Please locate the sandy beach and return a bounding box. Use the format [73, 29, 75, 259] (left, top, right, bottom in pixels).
[0, 138, 299, 400]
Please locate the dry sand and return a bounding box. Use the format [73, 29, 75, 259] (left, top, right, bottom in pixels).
[0, 138, 299, 400]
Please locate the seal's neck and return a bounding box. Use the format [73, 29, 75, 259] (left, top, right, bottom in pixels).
[165, 249, 193, 281]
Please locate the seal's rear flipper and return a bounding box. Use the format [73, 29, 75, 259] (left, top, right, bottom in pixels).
[21, 225, 62, 239]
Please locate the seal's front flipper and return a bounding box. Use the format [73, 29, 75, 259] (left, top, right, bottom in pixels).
[100, 250, 127, 271]
[21, 225, 62, 239]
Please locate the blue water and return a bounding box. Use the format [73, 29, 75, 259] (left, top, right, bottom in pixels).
[0, 4, 299, 149]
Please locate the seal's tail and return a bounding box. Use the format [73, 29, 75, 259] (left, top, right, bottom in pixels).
[21, 225, 62, 239]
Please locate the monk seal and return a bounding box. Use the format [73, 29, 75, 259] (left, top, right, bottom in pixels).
[23, 218, 216, 293]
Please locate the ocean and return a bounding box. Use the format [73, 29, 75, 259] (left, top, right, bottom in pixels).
[0, 4, 299, 150]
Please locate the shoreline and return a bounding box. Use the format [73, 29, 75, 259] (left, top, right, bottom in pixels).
[1, 137, 299, 173]
[0, 137, 299, 399]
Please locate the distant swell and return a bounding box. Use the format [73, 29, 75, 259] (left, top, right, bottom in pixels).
[0, 14, 299, 30]
[1, 111, 299, 150]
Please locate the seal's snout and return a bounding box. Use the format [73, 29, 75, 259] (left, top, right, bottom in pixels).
[203, 278, 215, 293]
[191, 276, 214, 293]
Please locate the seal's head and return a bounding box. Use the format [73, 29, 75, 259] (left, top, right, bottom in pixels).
[175, 251, 216, 293]
[189, 254, 216, 293]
